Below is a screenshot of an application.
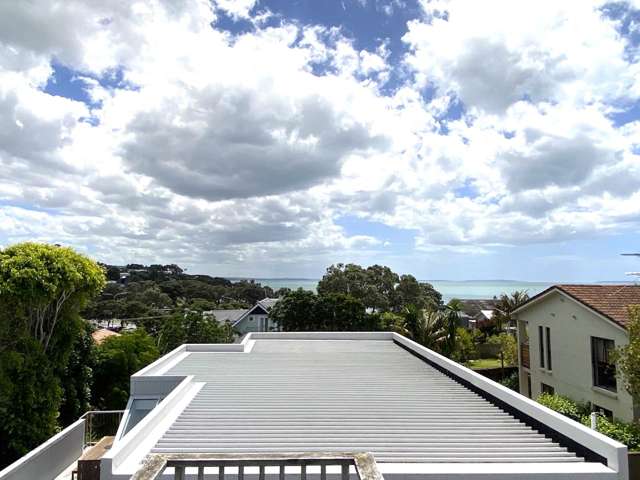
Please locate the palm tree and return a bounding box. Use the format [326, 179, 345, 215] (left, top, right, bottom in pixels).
[404, 305, 452, 354]
[493, 290, 529, 332]
[442, 299, 463, 355]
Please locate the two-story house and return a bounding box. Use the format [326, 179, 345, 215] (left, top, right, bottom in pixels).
[514, 284, 640, 422]
[205, 297, 280, 335]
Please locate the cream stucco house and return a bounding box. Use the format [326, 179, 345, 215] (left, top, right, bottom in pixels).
[514, 284, 640, 423]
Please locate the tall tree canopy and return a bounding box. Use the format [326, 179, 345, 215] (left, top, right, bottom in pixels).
[0, 242, 105, 467]
[0, 243, 105, 354]
[317, 263, 442, 312]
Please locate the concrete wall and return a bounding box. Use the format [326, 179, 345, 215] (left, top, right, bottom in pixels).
[0, 418, 84, 480]
[516, 290, 636, 423]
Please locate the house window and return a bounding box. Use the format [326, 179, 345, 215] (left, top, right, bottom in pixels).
[545, 327, 552, 371]
[538, 326, 545, 368]
[591, 337, 617, 391]
[541, 383, 555, 395]
[526, 373, 532, 399]
[592, 404, 614, 421]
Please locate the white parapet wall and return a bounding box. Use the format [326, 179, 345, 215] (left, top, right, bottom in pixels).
[390, 333, 629, 480]
[0, 418, 85, 480]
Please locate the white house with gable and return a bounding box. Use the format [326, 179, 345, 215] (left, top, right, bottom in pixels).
[205, 298, 280, 335]
[514, 284, 640, 423]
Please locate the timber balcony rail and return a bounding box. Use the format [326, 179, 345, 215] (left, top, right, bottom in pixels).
[130, 453, 384, 480]
[520, 342, 530, 369]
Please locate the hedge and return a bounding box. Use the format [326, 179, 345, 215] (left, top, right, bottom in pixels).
[537, 393, 640, 451]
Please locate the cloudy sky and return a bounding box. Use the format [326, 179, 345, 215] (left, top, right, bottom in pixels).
[1, 0, 639, 281]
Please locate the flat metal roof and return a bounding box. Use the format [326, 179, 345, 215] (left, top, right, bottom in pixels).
[153, 339, 578, 463]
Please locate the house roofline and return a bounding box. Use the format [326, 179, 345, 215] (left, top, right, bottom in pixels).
[512, 286, 628, 333]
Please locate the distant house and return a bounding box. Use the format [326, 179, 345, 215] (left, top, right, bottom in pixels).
[514, 284, 640, 422]
[91, 328, 121, 345]
[205, 298, 280, 335]
[458, 299, 497, 329]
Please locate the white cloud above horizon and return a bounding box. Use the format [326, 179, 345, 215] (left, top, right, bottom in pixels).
[0, 0, 639, 281]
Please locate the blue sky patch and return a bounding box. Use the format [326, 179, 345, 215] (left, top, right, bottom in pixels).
[336, 215, 418, 249]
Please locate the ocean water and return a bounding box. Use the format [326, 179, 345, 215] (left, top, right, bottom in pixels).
[250, 278, 551, 302]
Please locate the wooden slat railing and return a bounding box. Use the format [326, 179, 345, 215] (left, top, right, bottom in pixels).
[131, 453, 383, 480]
[520, 343, 530, 369]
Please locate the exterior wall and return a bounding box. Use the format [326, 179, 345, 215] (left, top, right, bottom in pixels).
[234, 313, 269, 334]
[516, 291, 635, 423]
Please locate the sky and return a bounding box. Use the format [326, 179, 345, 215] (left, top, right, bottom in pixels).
[0, 0, 640, 281]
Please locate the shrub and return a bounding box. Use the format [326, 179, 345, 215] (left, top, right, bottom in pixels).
[500, 371, 519, 391]
[536, 393, 589, 422]
[537, 392, 640, 451]
[581, 415, 640, 451]
[451, 327, 477, 363]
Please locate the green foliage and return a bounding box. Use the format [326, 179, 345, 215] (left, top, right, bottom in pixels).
[451, 327, 477, 363]
[500, 371, 520, 391]
[92, 330, 159, 410]
[377, 311, 408, 335]
[189, 298, 217, 312]
[158, 311, 233, 353]
[58, 323, 95, 426]
[614, 305, 640, 400]
[0, 243, 105, 468]
[492, 290, 530, 332]
[581, 415, 640, 451]
[406, 307, 450, 353]
[488, 333, 518, 367]
[270, 290, 370, 332]
[312, 293, 370, 331]
[317, 263, 441, 312]
[0, 242, 106, 354]
[537, 392, 640, 451]
[0, 337, 61, 467]
[537, 393, 590, 422]
[269, 289, 318, 331]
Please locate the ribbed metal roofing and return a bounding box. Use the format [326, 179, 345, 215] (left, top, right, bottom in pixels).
[154, 339, 581, 463]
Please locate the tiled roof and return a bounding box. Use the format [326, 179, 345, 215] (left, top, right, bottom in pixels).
[519, 284, 640, 329]
[91, 328, 121, 345]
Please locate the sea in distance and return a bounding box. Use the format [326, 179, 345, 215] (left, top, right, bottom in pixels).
[228, 278, 557, 302]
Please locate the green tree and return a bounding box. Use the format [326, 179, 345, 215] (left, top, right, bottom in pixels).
[312, 293, 368, 331]
[395, 275, 442, 311]
[405, 306, 451, 352]
[614, 305, 640, 400]
[378, 311, 408, 335]
[451, 327, 477, 363]
[493, 290, 529, 332]
[317, 264, 369, 301]
[0, 243, 105, 467]
[269, 289, 318, 331]
[58, 323, 95, 426]
[488, 333, 518, 375]
[318, 263, 442, 313]
[363, 265, 399, 312]
[0, 337, 61, 467]
[92, 330, 159, 410]
[158, 311, 233, 353]
[442, 299, 463, 356]
[0, 242, 106, 355]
